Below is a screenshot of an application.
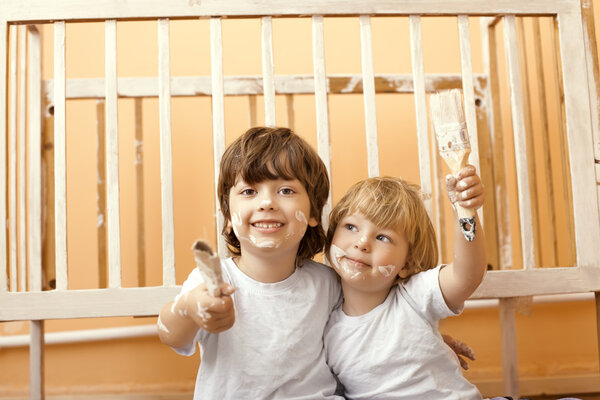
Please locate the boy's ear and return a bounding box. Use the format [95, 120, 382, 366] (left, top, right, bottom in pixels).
[308, 216, 319, 227]
[398, 263, 411, 279]
[398, 253, 413, 279]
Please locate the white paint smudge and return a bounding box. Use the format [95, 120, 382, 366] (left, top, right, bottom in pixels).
[260, 199, 272, 208]
[249, 235, 276, 248]
[330, 245, 365, 280]
[295, 210, 308, 224]
[378, 265, 396, 277]
[157, 316, 170, 334]
[232, 212, 242, 227]
[197, 302, 211, 321]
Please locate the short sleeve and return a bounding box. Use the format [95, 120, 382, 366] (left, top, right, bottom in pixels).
[400, 265, 460, 324]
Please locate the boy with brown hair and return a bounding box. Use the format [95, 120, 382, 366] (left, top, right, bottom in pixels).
[158, 127, 342, 399]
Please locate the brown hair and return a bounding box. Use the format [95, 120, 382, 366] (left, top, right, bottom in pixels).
[217, 127, 330, 261]
[326, 176, 438, 278]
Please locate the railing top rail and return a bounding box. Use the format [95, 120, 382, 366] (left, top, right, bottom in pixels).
[1, 0, 578, 23]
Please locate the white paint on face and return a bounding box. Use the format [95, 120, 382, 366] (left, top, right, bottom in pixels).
[157, 316, 170, 334]
[360, 236, 367, 243]
[295, 210, 308, 225]
[378, 265, 396, 278]
[249, 235, 277, 248]
[232, 212, 242, 227]
[260, 199, 272, 209]
[196, 302, 212, 322]
[330, 245, 366, 280]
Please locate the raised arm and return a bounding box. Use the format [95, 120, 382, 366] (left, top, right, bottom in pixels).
[439, 165, 487, 312]
[157, 282, 236, 349]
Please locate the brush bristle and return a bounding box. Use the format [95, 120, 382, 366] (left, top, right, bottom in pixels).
[429, 89, 465, 127]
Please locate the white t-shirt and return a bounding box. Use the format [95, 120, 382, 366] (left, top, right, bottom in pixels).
[324, 265, 482, 400]
[173, 257, 343, 399]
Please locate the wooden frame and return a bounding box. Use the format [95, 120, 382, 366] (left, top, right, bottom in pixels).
[0, 1, 599, 398]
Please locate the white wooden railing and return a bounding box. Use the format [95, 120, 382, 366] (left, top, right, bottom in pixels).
[1, 1, 599, 398]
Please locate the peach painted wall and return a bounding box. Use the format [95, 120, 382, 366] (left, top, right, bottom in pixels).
[0, 7, 598, 398]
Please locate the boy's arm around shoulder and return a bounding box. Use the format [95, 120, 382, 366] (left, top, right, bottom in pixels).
[439, 165, 487, 312]
[158, 282, 236, 350]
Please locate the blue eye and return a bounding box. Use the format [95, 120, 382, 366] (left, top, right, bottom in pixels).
[376, 234, 391, 243]
[344, 224, 357, 232]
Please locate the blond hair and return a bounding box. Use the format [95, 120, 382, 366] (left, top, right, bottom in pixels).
[218, 127, 330, 261]
[326, 176, 438, 277]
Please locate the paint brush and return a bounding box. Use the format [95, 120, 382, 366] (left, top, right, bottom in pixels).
[429, 89, 476, 241]
[192, 239, 224, 297]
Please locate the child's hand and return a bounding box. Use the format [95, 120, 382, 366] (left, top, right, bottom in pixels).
[442, 334, 476, 370]
[186, 282, 236, 333]
[445, 165, 484, 210]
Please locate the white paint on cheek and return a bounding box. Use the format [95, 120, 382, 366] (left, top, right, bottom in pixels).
[329, 245, 346, 271]
[232, 212, 242, 227]
[157, 316, 170, 334]
[231, 211, 243, 238]
[330, 245, 364, 280]
[295, 210, 308, 225]
[378, 265, 396, 277]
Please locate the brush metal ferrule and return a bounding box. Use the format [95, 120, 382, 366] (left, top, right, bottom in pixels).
[458, 216, 476, 242]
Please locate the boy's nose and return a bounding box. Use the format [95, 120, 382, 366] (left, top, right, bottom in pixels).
[353, 237, 369, 252]
[257, 197, 276, 211]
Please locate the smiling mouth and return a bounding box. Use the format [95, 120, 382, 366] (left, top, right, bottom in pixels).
[251, 222, 283, 229]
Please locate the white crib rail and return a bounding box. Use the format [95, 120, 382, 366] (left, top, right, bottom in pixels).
[1, 1, 599, 398]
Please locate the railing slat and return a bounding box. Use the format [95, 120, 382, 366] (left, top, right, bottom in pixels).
[9, 24, 18, 292]
[516, 18, 541, 267]
[158, 19, 176, 285]
[210, 17, 227, 258]
[27, 26, 42, 292]
[54, 21, 68, 290]
[248, 95, 257, 127]
[481, 17, 512, 270]
[409, 15, 433, 219]
[359, 15, 379, 178]
[557, 11, 600, 267]
[285, 94, 295, 130]
[551, 16, 576, 265]
[312, 15, 332, 230]
[134, 98, 146, 286]
[96, 100, 107, 289]
[18, 25, 27, 291]
[457, 15, 486, 229]
[23, 26, 41, 292]
[503, 15, 535, 270]
[0, 20, 8, 292]
[105, 20, 122, 288]
[531, 18, 557, 266]
[261, 16, 276, 126]
[458, 15, 480, 171]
